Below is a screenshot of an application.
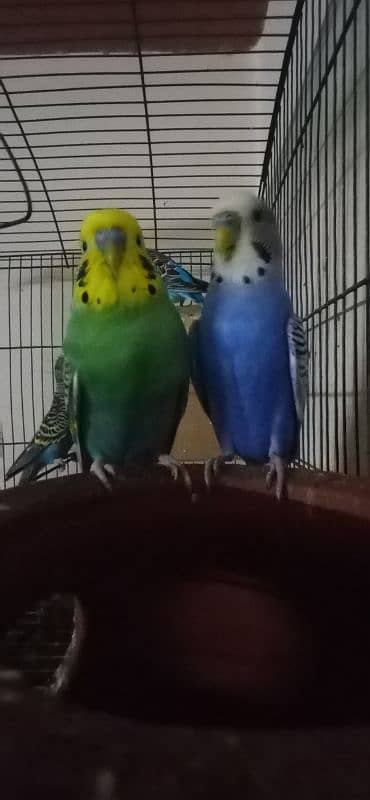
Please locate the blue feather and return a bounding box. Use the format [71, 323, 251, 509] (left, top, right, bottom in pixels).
[149, 250, 208, 305]
[191, 279, 299, 462]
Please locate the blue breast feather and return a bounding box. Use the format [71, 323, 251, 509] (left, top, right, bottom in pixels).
[195, 281, 299, 462]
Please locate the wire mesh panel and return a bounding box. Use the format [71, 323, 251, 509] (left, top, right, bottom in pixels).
[0, 3, 295, 254]
[0, 595, 74, 688]
[260, 0, 370, 475]
[0, 250, 76, 484]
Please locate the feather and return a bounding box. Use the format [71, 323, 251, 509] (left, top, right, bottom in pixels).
[5, 355, 73, 482]
[149, 250, 208, 305]
[287, 314, 309, 425]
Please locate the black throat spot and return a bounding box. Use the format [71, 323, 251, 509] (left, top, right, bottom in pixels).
[252, 241, 271, 263]
[77, 259, 89, 282]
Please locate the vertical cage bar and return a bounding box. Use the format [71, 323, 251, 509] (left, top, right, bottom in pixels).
[316, 0, 324, 471]
[324, 0, 330, 470]
[341, 0, 348, 473]
[7, 255, 15, 483]
[302, 0, 310, 465]
[308, 0, 316, 468]
[332, 0, 340, 472]
[352, 6, 360, 474]
[131, 1, 158, 250]
[30, 253, 36, 434]
[18, 256, 26, 446]
[366, 0, 370, 475]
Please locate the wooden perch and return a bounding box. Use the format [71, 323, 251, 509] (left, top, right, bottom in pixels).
[0, 465, 370, 725]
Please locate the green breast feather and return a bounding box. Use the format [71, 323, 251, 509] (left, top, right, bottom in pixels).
[63, 295, 190, 467]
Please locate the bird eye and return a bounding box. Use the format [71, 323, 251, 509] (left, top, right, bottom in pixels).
[252, 209, 263, 222]
[136, 235, 142, 246]
[82, 240, 87, 252]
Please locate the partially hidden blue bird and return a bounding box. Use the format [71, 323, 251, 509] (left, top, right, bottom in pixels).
[5, 354, 74, 484]
[190, 190, 308, 499]
[149, 250, 209, 306]
[6, 208, 191, 489]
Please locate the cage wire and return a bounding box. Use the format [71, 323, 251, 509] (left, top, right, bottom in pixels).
[0, 0, 369, 685]
[261, 0, 369, 476]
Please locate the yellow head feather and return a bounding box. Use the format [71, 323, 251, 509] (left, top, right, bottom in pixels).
[74, 208, 164, 310]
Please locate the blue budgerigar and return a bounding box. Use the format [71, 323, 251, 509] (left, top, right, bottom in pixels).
[190, 190, 308, 499]
[150, 250, 208, 305]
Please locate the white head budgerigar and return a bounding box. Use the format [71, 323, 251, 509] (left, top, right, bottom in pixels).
[190, 189, 308, 498]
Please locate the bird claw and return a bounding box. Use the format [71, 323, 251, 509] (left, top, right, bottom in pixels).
[158, 454, 192, 491]
[265, 454, 287, 501]
[204, 454, 233, 489]
[90, 459, 116, 491]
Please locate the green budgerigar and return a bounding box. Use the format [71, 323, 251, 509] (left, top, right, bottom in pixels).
[7, 208, 191, 488]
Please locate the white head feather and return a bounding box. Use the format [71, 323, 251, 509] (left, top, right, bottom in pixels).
[210, 189, 283, 285]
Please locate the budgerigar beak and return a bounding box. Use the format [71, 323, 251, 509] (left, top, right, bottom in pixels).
[215, 225, 237, 256]
[95, 227, 126, 276]
[212, 211, 241, 259]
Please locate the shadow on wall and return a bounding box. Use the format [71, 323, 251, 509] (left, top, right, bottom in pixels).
[173, 386, 218, 463]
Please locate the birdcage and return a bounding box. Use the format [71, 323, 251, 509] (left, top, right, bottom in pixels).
[0, 0, 369, 705]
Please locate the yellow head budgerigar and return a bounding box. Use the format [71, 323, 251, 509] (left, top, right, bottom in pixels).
[6, 208, 191, 488]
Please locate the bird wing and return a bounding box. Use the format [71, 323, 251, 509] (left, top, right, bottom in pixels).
[149, 250, 208, 297]
[172, 262, 209, 292]
[287, 314, 309, 424]
[5, 354, 74, 481]
[188, 319, 210, 417]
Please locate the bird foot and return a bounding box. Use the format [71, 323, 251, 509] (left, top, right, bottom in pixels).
[158, 454, 192, 491]
[265, 454, 288, 501]
[204, 454, 233, 489]
[90, 459, 116, 491]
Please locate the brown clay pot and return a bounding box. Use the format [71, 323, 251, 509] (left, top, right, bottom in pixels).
[0, 465, 370, 725]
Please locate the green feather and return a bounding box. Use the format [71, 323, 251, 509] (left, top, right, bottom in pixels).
[63, 295, 190, 468]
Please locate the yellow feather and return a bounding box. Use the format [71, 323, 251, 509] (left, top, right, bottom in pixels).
[73, 208, 165, 310]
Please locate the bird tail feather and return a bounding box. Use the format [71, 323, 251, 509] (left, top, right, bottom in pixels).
[5, 443, 42, 482]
